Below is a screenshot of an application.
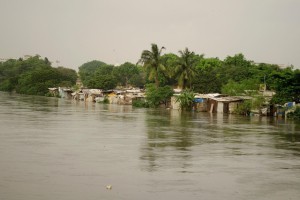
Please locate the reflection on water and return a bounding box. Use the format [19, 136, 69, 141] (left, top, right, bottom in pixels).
[140, 110, 195, 172]
[0, 92, 300, 200]
[141, 109, 300, 168]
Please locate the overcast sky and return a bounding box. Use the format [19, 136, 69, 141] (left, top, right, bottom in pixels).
[0, 0, 299, 70]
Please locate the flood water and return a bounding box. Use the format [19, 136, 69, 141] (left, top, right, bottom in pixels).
[0, 92, 300, 200]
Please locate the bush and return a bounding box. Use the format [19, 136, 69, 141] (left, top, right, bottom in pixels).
[287, 107, 300, 119]
[145, 84, 174, 108]
[175, 89, 195, 111]
[132, 99, 149, 108]
[103, 96, 110, 104]
[234, 100, 251, 115]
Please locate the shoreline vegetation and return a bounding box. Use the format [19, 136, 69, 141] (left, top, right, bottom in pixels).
[0, 44, 299, 118]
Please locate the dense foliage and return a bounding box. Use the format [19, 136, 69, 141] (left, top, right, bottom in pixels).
[138, 44, 166, 88]
[113, 62, 145, 88]
[175, 89, 195, 110]
[0, 55, 77, 96]
[287, 107, 300, 119]
[138, 45, 300, 105]
[234, 100, 252, 115]
[78, 60, 144, 89]
[145, 84, 174, 108]
[1, 44, 299, 106]
[78, 60, 107, 87]
[76, 44, 299, 107]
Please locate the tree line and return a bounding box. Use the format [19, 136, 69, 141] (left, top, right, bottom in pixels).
[79, 43, 300, 105]
[0, 55, 77, 96]
[1, 45, 299, 105]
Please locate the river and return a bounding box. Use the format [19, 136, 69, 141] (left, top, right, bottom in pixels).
[0, 92, 299, 200]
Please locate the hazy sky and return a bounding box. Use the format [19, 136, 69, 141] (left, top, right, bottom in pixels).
[1, 0, 299, 70]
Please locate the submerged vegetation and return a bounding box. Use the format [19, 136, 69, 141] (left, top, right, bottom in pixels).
[145, 84, 174, 108]
[175, 90, 195, 111]
[287, 107, 300, 119]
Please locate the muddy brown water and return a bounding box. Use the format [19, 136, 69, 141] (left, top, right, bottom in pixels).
[0, 92, 300, 200]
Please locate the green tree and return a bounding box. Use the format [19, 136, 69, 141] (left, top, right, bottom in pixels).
[138, 44, 166, 88]
[145, 84, 174, 108]
[92, 75, 117, 90]
[221, 53, 253, 83]
[56, 67, 77, 86]
[113, 62, 141, 87]
[175, 48, 199, 89]
[78, 60, 107, 86]
[129, 73, 145, 88]
[160, 53, 179, 86]
[0, 59, 20, 91]
[221, 79, 260, 96]
[193, 57, 223, 93]
[0, 56, 77, 95]
[88, 65, 117, 89]
[269, 67, 300, 104]
[16, 68, 60, 95]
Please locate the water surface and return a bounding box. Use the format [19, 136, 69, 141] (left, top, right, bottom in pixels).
[0, 92, 299, 200]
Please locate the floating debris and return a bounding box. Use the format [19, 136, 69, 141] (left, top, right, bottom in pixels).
[106, 185, 112, 190]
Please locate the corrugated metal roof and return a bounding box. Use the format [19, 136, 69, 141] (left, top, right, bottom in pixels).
[210, 96, 245, 102]
[194, 93, 223, 98]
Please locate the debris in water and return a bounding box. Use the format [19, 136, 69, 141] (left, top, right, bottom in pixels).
[106, 185, 112, 190]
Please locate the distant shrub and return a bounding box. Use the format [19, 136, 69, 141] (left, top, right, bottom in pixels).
[132, 99, 149, 108]
[287, 107, 300, 119]
[234, 100, 251, 115]
[103, 96, 109, 104]
[145, 84, 174, 108]
[175, 89, 195, 111]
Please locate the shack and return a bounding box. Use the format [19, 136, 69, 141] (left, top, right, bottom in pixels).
[207, 96, 247, 114]
[193, 94, 220, 112]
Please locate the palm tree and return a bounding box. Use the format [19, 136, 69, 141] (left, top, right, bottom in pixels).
[138, 43, 165, 88]
[175, 48, 197, 89]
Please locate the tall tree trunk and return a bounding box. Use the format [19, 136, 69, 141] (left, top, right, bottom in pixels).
[155, 73, 159, 88]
